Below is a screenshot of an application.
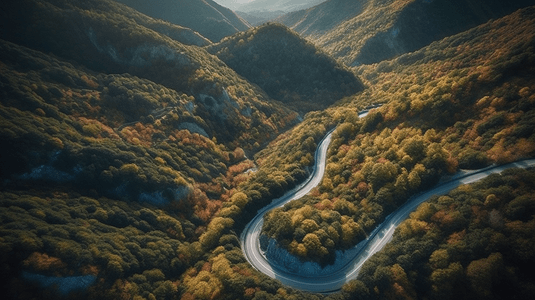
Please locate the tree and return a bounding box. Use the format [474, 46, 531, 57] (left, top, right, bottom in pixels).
[341, 219, 365, 247]
[429, 249, 449, 269]
[183, 270, 222, 300]
[368, 161, 398, 190]
[303, 233, 328, 258]
[230, 192, 248, 209]
[429, 262, 464, 300]
[402, 137, 426, 162]
[424, 143, 449, 171]
[301, 219, 319, 233]
[390, 264, 416, 300]
[466, 253, 504, 299]
[200, 217, 234, 249]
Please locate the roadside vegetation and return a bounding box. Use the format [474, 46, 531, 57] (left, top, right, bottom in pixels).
[261, 6, 535, 266]
[345, 167, 535, 300]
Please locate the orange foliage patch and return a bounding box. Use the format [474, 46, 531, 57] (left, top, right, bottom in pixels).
[80, 265, 99, 276]
[192, 186, 223, 223]
[446, 230, 466, 245]
[174, 130, 217, 151]
[232, 266, 253, 277]
[80, 75, 99, 89]
[356, 181, 369, 195]
[22, 252, 67, 274]
[201, 262, 212, 273]
[244, 287, 257, 298]
[180, 292, 195, 300]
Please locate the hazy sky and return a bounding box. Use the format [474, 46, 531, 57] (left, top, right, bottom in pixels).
[214, 0, 326, 12]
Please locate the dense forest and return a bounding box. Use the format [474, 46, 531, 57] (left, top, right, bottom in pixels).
[277, 0, 533, 65]
[207, 23, 364, 111]
[0, 0, 303, 149]
[1, 0, 534, 299]
[348, 167, 535, 300]
[261, 5, 535, 266]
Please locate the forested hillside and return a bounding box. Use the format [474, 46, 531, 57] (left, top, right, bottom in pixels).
[207, 23, 364, 111]
[114, 0, 251, 42]
[277, 0, 533, 65]
[235, 10, 286, 26]
[262, 5, 535, 267]
[0, 0, 299, 148]
[1, 0, 535, 299]
[276, 0, 365, 38]
[0, 1, 298, 298]
[349, 167, 535, 299]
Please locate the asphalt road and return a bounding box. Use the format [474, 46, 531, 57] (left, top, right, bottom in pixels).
[240, 113, 535, 293]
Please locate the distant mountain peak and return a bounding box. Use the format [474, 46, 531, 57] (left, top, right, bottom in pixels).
[218, 0, 326, 13]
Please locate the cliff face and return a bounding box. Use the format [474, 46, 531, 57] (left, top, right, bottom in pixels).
[261, 235, 363, 276]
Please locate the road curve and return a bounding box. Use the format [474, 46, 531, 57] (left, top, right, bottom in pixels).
[240, 116, 535, 293]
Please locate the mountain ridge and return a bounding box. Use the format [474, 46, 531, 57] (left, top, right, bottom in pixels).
[277, 0, 534, 65]
[114, 0, 251, 42]
[206, 23, 365, 112]
[0, 0, 300, 149]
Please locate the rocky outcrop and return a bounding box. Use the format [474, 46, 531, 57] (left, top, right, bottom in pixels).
[260, 234, 365, 277]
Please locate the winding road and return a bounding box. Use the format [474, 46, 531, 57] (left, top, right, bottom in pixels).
[240, 111, 535, 293]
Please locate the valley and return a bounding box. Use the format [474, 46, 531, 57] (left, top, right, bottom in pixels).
[0, 1, 534, 300]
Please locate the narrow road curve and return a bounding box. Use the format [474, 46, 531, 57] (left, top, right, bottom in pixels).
[240, 114, 535, 293]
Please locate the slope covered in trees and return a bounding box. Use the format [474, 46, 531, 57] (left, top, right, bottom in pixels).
[0, 1, 298, 298]
[114, 0, 251, 42]
[207, 23, 364, 111]
[348, 167, 535, 300]
[1, 0, 535, 299]
[0, 0, 299, 148]
[275, 0, 366, 38]
[277, 0, 533, 65]
[261, 5, 535, 266]
[0, 37, 342, 298]
[0, 37, 251, 299]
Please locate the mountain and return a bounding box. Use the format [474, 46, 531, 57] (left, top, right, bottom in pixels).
[262, 3, 535, 267]
[0, 1, 302, 297]
[1, 0, 535, 299]
[0, 0, 306, 222]
[206, 23, 364, 111]
[235, 10, 286, 26]
[221, 0, 326, 25]
[275, 0, 365, 37]
[212, 0, 251, 11]
[114, 0, 251, 42]
[0, 0, 298, 148]
[277, 0, 534, 65]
